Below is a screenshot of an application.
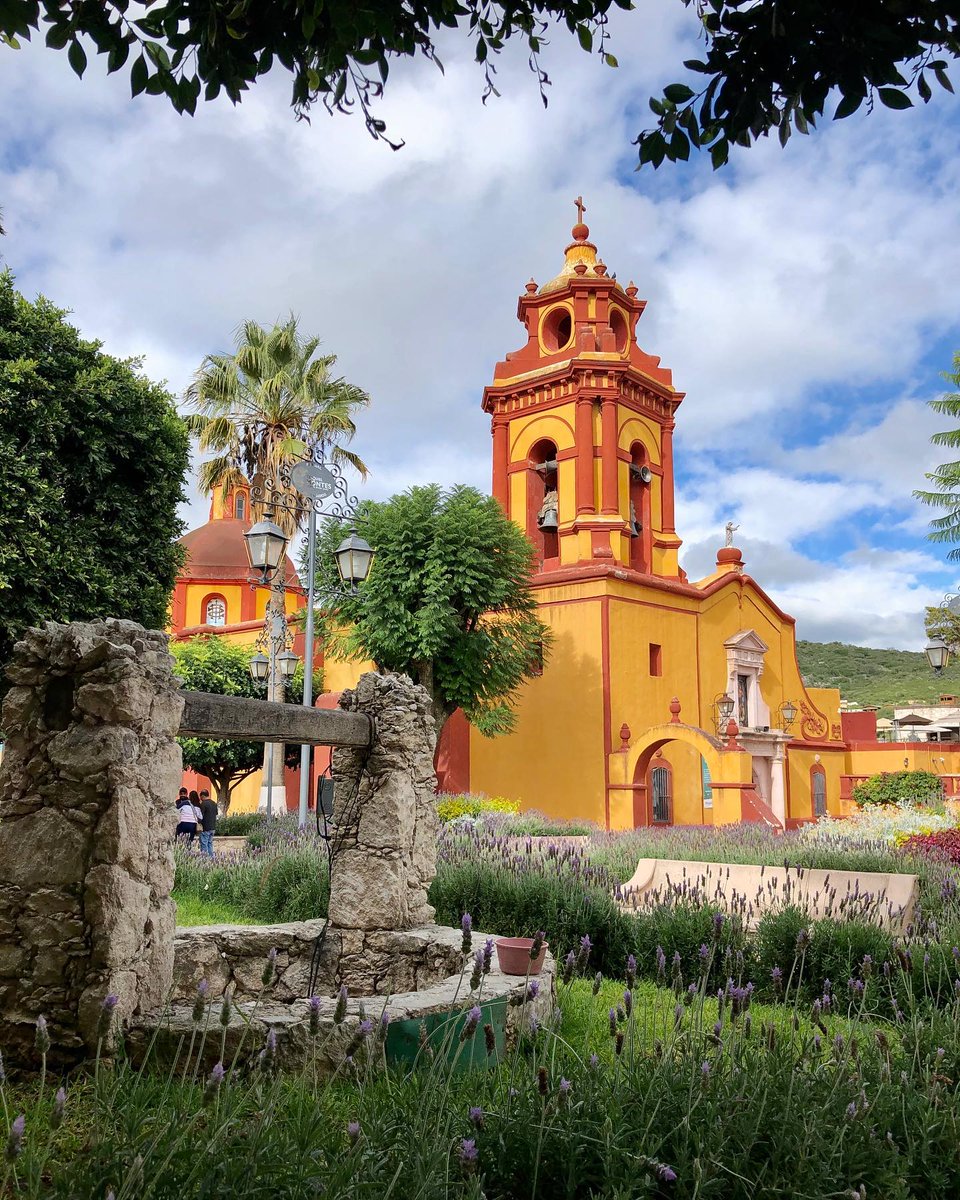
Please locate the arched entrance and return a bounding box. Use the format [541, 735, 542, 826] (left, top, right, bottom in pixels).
[625, 724, 726, 829]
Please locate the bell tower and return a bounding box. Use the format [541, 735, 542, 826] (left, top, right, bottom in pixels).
[482, 200, 684, 577]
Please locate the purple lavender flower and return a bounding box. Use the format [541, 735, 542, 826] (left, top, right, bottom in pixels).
[262, 946, 278, 986]
[701, 1060, 711, 1081]
[625, 954, 637, 986]
[5, 1115, 24, 1163]
[623, 989, 633, 1018]
[526, 979, 540, 1001]
[577, 934, 592, 969]
[469, 1106, 484, 1128]
[358, 1018, 373, 1038]
[655, 945, 667, 978]
[656, 1164, 678, 1183]
[49, 1087, 66, 1131]
[771, 966, 783, 995]
[376, 1011, 391, 1043]
[558, 1077, 572, 1106]
[712, 912, 725, 940]
[219, 992, 232, 1027]
[845, 1101, 858, 1120]
[347, 1120, 361, 1145]
[35, 1014, 50, 1056]
[470, 948, 484, 991]
[592, 971, 603, 996]
[609, 1007, 618, 1037]
[482, 937, 494, 974]
[460, 1006, 482, 1041]
[461, 913, 473, 954]
[334, 984, 348, 1024]
[192, 981, 209, 1025]
[98, 994, 119, 1039]
[562, 950, 576, 984]
[203, 1062, 225, 1104]
[685, 982, 697, 1006]
[483, 1024, 496, 1056]
[308, 995, 322, 1037]
[589, 1053, 599, 1069]
[795, 927, 811, 952]
[529, 931, 545, 961]
[698, 943, 710, 963]
[459, 1137, 479, 1170]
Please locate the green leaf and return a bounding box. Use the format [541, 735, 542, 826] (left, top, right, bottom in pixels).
[604, 53, 618, 69]
[576, 24, 592, 53]
[878, 87, 912, 110]
[934, 67, 954, 95]
[918, 72, 932, 103]
[834, 92, 862, 120]
[45, 23, 70, 51]
[710, 139, 729, 169]
[67, 38, 86, 78]
[663, 83, 695, 104]
[106, 40, 130, 75]
[130, 54, 148, 96]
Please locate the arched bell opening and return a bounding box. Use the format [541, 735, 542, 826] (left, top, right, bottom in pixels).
[628, 442, 652, 573]
[527, 437, 559, 564]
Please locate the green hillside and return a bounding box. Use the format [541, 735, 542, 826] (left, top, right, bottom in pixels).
[796, 640, 960, 717]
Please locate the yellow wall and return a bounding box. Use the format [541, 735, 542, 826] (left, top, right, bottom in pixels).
[468, 587, 607, 821]
[182, 581, 301, 631]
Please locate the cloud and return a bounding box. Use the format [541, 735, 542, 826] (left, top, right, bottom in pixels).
[1, 4, 959, 648]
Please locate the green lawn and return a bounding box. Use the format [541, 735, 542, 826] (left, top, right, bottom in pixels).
[173, 893, 267, 927]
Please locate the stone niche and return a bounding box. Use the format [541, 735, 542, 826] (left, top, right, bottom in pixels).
[0, 620, 183, 1069]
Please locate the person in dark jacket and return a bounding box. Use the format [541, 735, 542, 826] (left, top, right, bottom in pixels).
[198, 789, 217, 858]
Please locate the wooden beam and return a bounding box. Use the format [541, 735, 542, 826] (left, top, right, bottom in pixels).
[178, 691, 372, 748]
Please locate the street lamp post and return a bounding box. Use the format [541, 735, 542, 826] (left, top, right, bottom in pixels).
[249, 448, 375, 828]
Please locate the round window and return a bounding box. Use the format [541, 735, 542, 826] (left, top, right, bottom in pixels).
[541, 307, 573, 353]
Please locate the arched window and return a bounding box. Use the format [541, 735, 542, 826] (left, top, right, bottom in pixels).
[650, 763, 672, 824]
[205, 597, 227, 627]
[628, 442, 652, 572]
[527, 438, 559, 565]
[235, 492, 246, 521]
[811, 766, 827, 818]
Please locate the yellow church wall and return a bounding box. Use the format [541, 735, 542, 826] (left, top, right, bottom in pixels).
[617, 413, 663, 462]
[184, 583, 245, 629]
[468, 593, 607, 823]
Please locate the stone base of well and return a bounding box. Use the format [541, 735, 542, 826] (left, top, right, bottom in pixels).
[128, 921, 555, 1075]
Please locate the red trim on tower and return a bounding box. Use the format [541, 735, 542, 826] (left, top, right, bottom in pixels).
[601, 594, 612, 830]
[575, 396, 595, 514]
[600, 397, 619, 514]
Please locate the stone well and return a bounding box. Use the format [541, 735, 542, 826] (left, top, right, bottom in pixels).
[128, 922, 555, 1073]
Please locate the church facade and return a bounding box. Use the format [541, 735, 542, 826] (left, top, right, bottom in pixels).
[174, 206, 960, 823]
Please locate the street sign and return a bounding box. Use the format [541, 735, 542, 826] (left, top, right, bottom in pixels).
[290, 460, 336, 501]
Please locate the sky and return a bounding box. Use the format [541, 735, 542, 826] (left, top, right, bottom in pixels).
[2, 2, 960, 650]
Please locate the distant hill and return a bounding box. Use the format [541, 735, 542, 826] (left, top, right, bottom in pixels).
[796, 640, 960, 717]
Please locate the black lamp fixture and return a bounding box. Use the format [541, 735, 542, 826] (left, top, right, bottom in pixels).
[249, 652, 269, 682]
[334, 527, 376, 591]
[243, 518, 289, 583]
[925, 636, 950, 676]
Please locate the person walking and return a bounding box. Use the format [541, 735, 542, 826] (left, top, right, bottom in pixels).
[198, 789, 217, 858]
[175, 789, 200, 844]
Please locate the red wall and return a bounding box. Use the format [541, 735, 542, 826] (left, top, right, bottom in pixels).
[841, 710, 878, 743]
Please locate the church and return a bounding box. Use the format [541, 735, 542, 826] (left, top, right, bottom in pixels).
[173, 205, 960, 826]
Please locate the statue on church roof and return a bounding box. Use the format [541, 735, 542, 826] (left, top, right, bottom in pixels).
[724, 521, 739, 547]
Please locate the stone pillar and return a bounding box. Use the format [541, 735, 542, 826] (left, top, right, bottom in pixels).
[328, 672, 438, 934]
[661, 419, 677, 533]
[0, 620, 183, 1069]
[771, 746, 787, 826]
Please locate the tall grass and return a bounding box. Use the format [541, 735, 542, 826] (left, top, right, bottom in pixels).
[6, 935, 960, 1197]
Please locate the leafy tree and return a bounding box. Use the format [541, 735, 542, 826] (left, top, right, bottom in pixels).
[639, 0, 958, 169]
[916, 351, 960, 555]
[0, 269, 187, 681]
[1, 2, 953, 162]
[186, 315, 370, 534]
[314, 484, 550, 745]
[852, 769, 943, 808]
[925, 603, 960, 653]
[171, 634, 324, 811]
[171, 635, 267, 812]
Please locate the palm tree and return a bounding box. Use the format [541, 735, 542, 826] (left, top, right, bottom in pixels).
[185, 315, 370, 533]
[185, 315, 370, 813]
[916, 351, 960, 558]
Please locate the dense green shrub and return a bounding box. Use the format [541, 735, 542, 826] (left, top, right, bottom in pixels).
[852, 769, 943, 808]
[503, 810, 599, 836]
[174, 841, 329, 925]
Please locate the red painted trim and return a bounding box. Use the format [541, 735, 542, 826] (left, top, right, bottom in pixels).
[600, 398, 619, 514]
[482, 359, 679, 413]
[575, 396, 595, 514]
[492, 416, 509, 508]
[661, 420, 676, 534]
[199, 592, 229, 627]
[601, 594, 612, 830]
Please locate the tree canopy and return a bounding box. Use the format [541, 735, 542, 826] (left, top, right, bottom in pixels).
[1, 2, 954, 163]
[170, 635, 266, 811]
[314, 484, 550, 742]
[0, 269, 188, 678]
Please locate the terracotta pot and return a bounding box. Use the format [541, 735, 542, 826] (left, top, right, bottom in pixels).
[495, 936, 548, 976]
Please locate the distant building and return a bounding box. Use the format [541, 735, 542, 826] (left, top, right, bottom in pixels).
[892, 697, 960, 743]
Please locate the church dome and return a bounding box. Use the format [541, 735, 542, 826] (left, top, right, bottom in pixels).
[179, 517, 300, 585]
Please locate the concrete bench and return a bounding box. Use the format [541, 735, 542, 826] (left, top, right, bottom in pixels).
[617, 858, 918, 934]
